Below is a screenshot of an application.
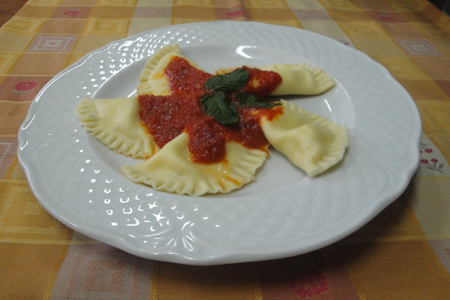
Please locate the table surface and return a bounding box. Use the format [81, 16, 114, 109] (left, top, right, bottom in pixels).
[1, 0, 450, 299]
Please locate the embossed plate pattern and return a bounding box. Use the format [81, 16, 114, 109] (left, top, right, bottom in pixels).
[18, 22, 421, 265]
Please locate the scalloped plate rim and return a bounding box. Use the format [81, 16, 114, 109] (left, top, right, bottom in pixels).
[17, 21, 421, 265]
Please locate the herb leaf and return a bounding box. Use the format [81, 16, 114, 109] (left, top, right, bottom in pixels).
[200, 92, 239, 126]
[205, 68, 249, 92]
[235, 92, 281, 109]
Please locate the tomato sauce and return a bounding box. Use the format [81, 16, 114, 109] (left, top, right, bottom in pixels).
[138, 57, 283, 164]
[240, 66, 282, 97]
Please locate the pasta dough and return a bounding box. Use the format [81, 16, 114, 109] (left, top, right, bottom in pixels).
[137, 44, 204, 96]
[261, 100, 348, 177]
[260, 63, 335, 95]
[121, 132, 269, 196]
[139, 43, 181, 84]
[75, 97, 159, 159]
[216, 63, 335, 95]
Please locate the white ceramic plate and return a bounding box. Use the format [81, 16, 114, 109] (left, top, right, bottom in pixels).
[18, 21, 421, 265]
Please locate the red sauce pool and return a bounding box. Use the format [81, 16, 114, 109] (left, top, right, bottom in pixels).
[138, 57, 283, 164]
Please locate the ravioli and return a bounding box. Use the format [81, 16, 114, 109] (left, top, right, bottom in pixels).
[138, 43, 181, 84]
[121, 132, 269, 196]
[216, 63, 335, 95]
[76, 44, 349, 196]
[137, 44, 204, 96]
[75, 97, 159, 159]
[261, 100, 348, 177]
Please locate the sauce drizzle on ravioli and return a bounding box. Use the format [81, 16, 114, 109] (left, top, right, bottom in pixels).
[138, 56, 283, 164]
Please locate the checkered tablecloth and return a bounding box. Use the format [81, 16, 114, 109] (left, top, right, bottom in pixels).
[1, 0, 450, 299]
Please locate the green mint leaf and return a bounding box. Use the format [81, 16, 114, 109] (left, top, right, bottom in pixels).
[205, 68, 249, 92]
[235, 92, 281, 109]
[200, 92, 238, 126]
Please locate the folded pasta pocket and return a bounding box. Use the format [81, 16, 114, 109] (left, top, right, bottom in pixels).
[75, 97, 159, 159]
[137, 44, 204, 96]
[261, 100, 348, 177]
[139, 44, 181, 84]
[121, 132, 269, 196]
[216, 63, 335, 95]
